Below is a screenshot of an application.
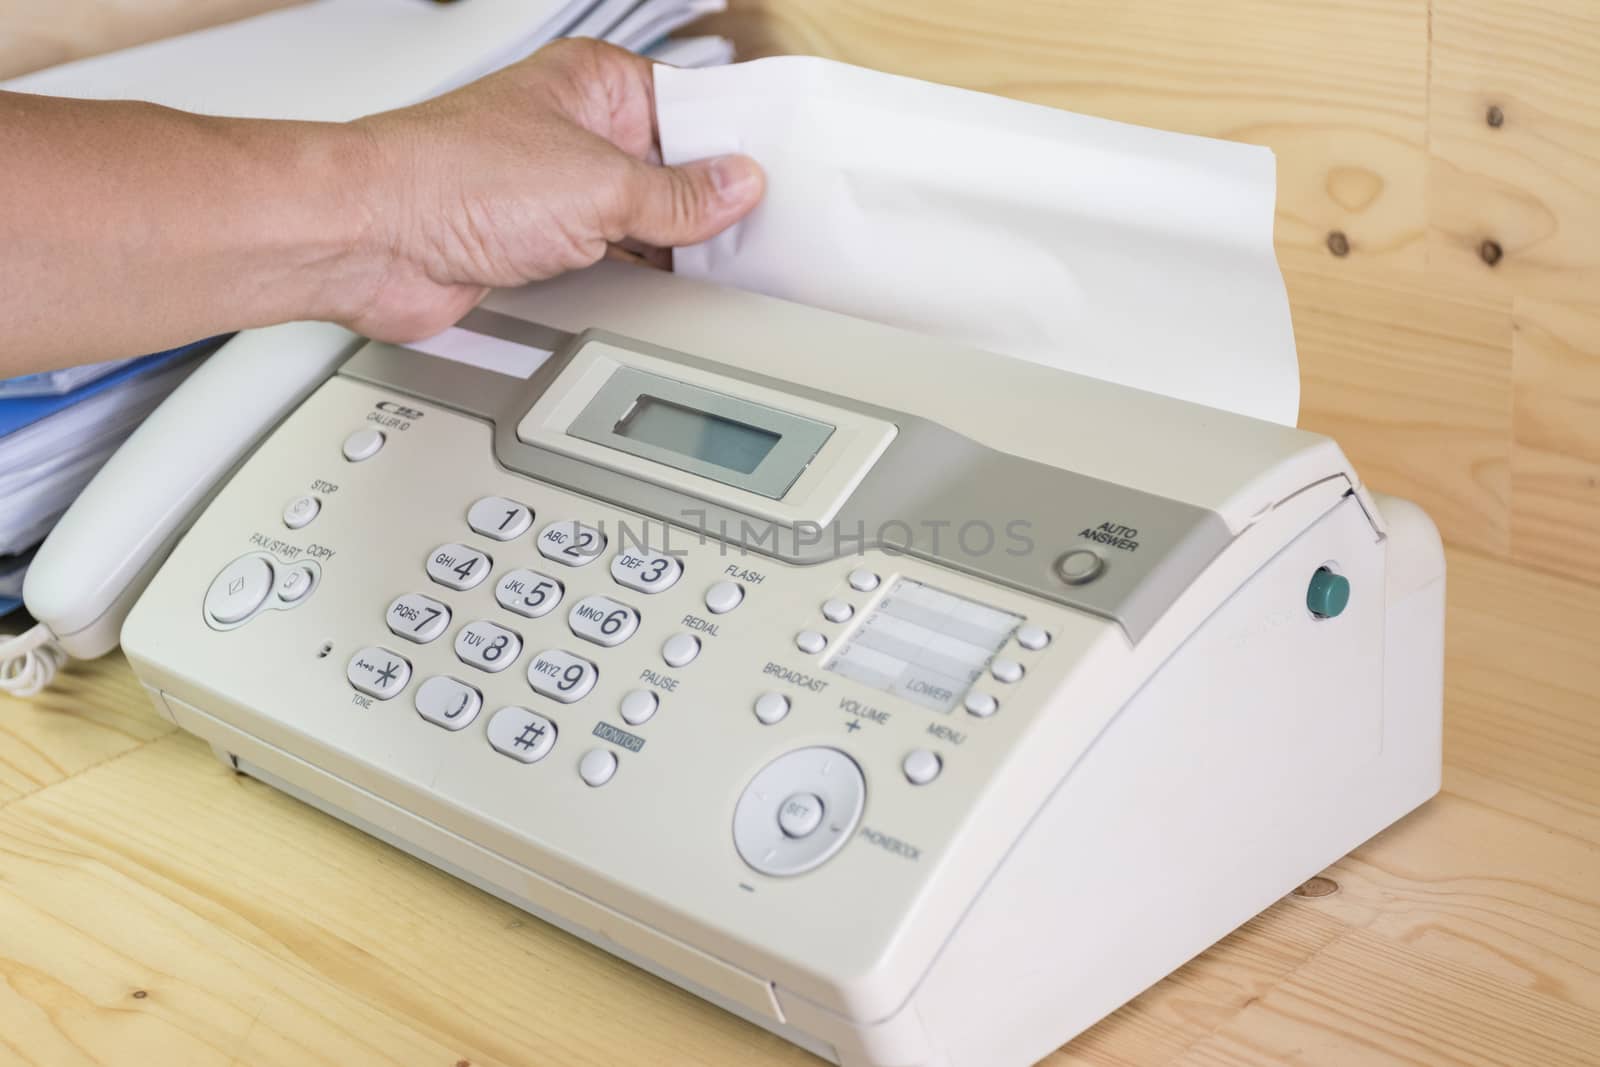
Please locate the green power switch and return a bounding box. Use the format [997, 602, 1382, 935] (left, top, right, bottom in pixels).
[1307, 567, 1350, 619]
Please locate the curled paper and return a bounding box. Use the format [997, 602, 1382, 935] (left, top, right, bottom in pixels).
[656, 57, 1300, 426]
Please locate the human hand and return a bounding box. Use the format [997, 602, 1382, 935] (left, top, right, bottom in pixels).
[341, 38, 764, 342]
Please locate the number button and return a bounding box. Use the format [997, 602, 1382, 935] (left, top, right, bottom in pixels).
[346, 646, 410, 700]
[494, 568, 565, 619]
[414, 676, 482, 730]
[568, 595, 640, 647]
[426, 543, 493, 590]
[467, 496, 533, 541]
[537, 520, 607, 567]
[454, 620, 522, 673]
[526, 649, 598, 703]
[487, 706, 557, 764]
[610, 549, 682, 594]
[386, 592, 451, 644]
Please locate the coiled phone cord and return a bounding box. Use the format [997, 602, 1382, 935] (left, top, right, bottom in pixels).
[0, 624, 67, 697]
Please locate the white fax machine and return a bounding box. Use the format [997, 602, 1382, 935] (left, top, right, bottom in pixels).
[29, 260, 1445, 1065]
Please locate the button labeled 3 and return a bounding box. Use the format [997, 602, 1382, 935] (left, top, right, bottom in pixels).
[610, 549, 682, 594]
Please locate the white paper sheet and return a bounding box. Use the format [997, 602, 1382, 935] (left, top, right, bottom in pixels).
[404, 326, 553, 379]
[655, 57, 1300, 425]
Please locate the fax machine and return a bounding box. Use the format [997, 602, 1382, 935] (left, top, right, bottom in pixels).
[73, 261, 1442, 1065]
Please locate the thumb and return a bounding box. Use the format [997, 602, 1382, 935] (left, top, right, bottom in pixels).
[622, 154, 764, 248]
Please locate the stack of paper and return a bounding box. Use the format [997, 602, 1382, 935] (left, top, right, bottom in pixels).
[0, 0, 734, 615]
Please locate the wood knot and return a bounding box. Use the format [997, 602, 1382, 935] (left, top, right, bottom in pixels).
[1480, 239, 1504, 266]
[1486, 104, 1505, 128]
[456, 1060, 472, 1067]
[132, 990, 149, 999]
[1325, 230, 1350, 257]
[1292, 875, 1339, 898]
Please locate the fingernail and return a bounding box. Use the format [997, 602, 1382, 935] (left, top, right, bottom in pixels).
[709, 155, 760, 203]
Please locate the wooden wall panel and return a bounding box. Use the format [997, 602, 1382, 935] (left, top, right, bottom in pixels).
[1429, 0, 1600, 301]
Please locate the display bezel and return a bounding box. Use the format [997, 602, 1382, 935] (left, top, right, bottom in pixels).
[567, 366, 835, 499]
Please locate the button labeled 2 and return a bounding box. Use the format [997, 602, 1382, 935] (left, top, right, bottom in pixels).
[537, 521, 607, 567]
[568, 595, 640, 647]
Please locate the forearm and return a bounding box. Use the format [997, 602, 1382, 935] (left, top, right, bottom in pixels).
[0, 91, 380, 374]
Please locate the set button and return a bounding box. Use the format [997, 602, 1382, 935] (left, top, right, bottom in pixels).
[704, 581, 744, 614]
[414, 675, 481, 730]
[467, 496, 533, 541]
[487, 706, 557, 763]
[569, 595, 640, 647]
[386, 592, 451, 643]
[661, 633, 701, 668]
[426, 543, 492, 591]
[778, 793, 825, 839]
[346, 646, 410, 700]
[494, 568, 565, 619]
[454, 619, 522, 673]
[537, 520, 607, 567]
[610, 549, 682, 594]
[527, 649, 598, 703]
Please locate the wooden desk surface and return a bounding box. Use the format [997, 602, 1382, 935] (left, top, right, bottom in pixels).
[2, 544, 1596, 1066]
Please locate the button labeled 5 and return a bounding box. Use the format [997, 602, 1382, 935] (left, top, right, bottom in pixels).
[495, 568, 565, 619]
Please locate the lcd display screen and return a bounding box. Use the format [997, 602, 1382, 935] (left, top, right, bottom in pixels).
[615, 394, 782, 475]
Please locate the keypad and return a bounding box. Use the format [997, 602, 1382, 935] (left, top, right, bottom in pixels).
[610, 548, 682, 594]
[414, 675, 482, 730]
[467, 496, 533, 541]
[537, 520, 607, 567]
[495, 568, 565, 619]
[386, 592, 451, 644]
[487, 706, 557, 763]
[454, 619, 522, 673]
[426, 543, 492, 590]
[569, 595, 640, 647]
[526, 649, 598, 703]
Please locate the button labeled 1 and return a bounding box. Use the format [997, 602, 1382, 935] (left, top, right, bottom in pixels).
[467, 496, 532, 541]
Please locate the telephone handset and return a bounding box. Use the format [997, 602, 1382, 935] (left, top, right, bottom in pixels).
[0, 322, 364, 695]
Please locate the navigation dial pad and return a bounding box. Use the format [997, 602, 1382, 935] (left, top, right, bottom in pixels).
[734, 747, 866, 877]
